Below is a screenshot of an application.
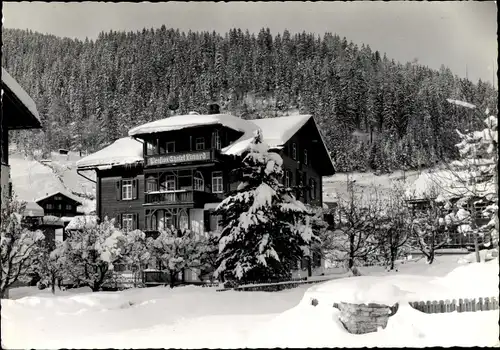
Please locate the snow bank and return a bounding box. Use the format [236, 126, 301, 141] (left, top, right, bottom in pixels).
[76, 137, 143, 169]
[1, 67, 41, 123]
[2, 258, 498, 348]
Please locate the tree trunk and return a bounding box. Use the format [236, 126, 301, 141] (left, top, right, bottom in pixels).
[307, 256, 312, 277]
[169, 270, 175, 289]
[51, 274, 56, 294]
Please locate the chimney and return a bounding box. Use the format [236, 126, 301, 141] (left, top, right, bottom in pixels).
[207, 103, 220, 115]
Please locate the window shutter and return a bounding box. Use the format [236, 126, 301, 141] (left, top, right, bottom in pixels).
[133, 213, 139, 230]
[133, 179, 138, 200]
[117, 214, 122, 228]
[116, 180, 121, 200]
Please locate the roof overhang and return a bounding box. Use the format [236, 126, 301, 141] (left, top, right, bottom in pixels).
[1, 68, 42, 129]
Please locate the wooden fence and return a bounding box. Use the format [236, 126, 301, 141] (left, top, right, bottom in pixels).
[216, 277, 324, 292]
[409, 297, 499, 314]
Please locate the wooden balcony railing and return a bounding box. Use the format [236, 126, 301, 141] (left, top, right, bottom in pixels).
[145, 190, 194, 205]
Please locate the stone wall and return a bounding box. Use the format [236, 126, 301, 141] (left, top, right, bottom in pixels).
[334, 302, 399, 334]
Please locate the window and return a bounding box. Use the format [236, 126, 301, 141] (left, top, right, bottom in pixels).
[212, 171, 223, 193]
[304, 149, 308, 165]
[194, 171, 204, 191]
[195, 137, 205, 150]
[166, 141, 175, 153]
[122, 179, 133, 200]
[54, 196, 62, 200]
[65, 204, 72, 211]
[122, 214, 134, 232]
[310, 179, 316, 200]
[46, 203, 54, 210]
[146, 177, 158, 193]
[212, 130, 221, 150]
[146, 140, 157, 155]
[179, 210, 189, 231]
[57, 204, 62, 210]
[292, 143, 297, 160]
[285, 170, 291, 188]
[165, 175, 176, 191]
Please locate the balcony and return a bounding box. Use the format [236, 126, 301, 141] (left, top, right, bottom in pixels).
[144, 190, 219, 207]
[145, 149, 221, 168]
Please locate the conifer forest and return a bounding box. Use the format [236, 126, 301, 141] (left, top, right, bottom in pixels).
[2, 27, 498, 172]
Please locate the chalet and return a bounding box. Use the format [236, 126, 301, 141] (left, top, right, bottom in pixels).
[405, 168, 495, 249]
[1, 67, 42, 207]
[35, 190, 83, 218]
[77, 108, 335, 281]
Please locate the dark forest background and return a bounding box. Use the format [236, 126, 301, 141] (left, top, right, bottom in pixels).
[2, 27, 498, 173]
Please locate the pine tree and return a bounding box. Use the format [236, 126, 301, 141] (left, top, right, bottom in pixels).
[214, 130, 314, 284]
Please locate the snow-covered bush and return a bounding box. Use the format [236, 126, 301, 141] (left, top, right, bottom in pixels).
[115, 229, 151, 271]
[147, 228, 207, 288]
[1, 199, 45, 298]
[60, 216, 124, 291]
[214, 129, 314, 284]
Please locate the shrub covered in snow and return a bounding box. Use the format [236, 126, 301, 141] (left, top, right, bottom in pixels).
[147, 228, 209, 288]
[214, 129, 314, 283]
[59, 216, 124, 291]
[1, 198, 45, 298]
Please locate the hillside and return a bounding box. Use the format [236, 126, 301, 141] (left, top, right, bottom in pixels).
[9, 147, 96, 213]
[2, 27, 497, 174]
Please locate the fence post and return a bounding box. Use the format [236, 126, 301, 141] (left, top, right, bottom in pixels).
[485, 297, 491, 311]
[451, 299, 456, 312]
[432, 300, 438, 313]
[478, 297, 483, 311]
[439, 300, 445, 313]
[458, 298, 464, 313]
[425, 301, 431, 313]
[492, 297, 499, 310]
[471, 298, 476, 312]
[464, 298, 470, 312]
[445, 299, 450, 312]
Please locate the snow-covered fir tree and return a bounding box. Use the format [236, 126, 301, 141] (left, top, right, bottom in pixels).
[214, 129, 315, 284]
[0, 199, 45, 298]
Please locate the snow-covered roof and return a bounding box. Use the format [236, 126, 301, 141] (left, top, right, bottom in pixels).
[82, 113, 334, 174]
[76, 137, 144, 169]
[405, 168, 495, 201]
[446, 98, 476, 109]
[252, 115, 312, 148]
[35, 190, 83, 205]
[66, 215, 98, 231]
[129, 113, 258, 138]
[22, 201, 44, 217]
[1, 67, 41, 124]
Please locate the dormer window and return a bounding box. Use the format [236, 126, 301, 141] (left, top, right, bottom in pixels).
[304, 149, 308, 165]
[212, 130, 221, 150]
[196, 137, 205, 150]
[292, 143, 297, 160]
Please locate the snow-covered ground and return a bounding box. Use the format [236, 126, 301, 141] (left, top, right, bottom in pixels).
[2, 255, 498, 348]
[9, 151, 96, 213]
[323, 169, 421, 204]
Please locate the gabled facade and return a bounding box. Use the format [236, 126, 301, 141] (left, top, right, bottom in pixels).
[35, 191, 83, 218]
[1, 68, 42, 207]
[78, 111, 335, 238]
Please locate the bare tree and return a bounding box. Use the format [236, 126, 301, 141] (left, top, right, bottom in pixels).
[377, 181, 411, 270]
[327, 177, 381, 270]
[410, 191, 451, 264]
